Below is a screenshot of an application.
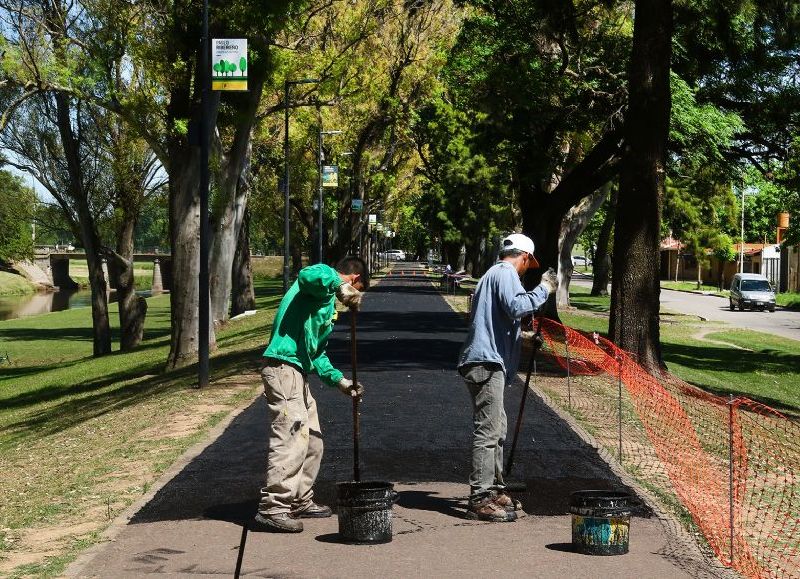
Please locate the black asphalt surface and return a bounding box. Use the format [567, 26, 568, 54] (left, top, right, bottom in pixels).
[68, 262, 724, 578]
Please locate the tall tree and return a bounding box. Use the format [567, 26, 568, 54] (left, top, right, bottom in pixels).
[609, 0, 673, 369]
[443, 0, 630, 284]
[15, 93, 114, 356]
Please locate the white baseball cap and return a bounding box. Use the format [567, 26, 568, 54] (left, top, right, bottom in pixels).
[501, 233, 540, 267]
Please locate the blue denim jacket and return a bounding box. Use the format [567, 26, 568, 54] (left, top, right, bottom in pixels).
[457, 261, 549, 384]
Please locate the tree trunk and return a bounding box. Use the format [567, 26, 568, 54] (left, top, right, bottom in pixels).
[231, 208, 256, 317]
[209, 78, 263, 324]
[520, 200, 563, 318]
[609, 0, 672, 370]
[84, 243, 113, 356]
[443, 242, 461, 270]
[166, 146, 216, 369]
[111, 216, 147, 351]
[591, 186, 618, 296]
[465, 236, 482, 276]
[54, 92, 112, 356]
[556, 186, 608, 308]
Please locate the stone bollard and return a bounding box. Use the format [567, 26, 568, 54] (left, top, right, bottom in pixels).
[101, 258, 111, 291]
[152, 259, 163, 294]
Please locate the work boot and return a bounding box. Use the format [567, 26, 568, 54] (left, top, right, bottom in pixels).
[291, 502, 333, 519]
[494, 491, 524, 515]
[250, 512, 303, 533]
[466, 495, 517, 522]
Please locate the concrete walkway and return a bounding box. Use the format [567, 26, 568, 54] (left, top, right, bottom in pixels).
[67, 263, 729, 578]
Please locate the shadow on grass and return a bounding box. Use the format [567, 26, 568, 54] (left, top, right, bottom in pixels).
[662, 341, 800, 414]
[1, 347, 263, 446]
[0, 325, 172, 345]
[569, 298, 611, 314]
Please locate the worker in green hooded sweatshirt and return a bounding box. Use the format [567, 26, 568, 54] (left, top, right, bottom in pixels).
[252, 256, 369, 533]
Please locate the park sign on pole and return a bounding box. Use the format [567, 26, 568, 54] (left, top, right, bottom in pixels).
[322, 165, 339, 188]
[351, 199, 363, 212]
[212, 39, 247, 91]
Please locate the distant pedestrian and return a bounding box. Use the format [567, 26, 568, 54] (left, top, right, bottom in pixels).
[252, 257, 368, 533]
[457, 234, 557, 522]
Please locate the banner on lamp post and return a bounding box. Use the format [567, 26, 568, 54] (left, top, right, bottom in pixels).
[351, 199, 363, 212]
[212, 39, 248, 91]
[322, 165, 339, 188]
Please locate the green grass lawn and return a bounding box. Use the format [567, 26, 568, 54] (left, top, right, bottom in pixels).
[0, 274, 283, 577]
[660, 280, 727, 296]
[565, 285, 800, 414]
[777, 292, 800, 309]
[0, 272, 36, 296]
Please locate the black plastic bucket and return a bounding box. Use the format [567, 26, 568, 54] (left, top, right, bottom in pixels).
[570, 490, 631, 555]
[337, 481, 397, 544]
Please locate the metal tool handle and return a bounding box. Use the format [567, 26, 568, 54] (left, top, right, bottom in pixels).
[505, 318, 544, 477]
[350, 311, 361, 482]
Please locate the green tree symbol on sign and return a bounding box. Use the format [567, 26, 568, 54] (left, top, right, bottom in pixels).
[239, 57, 247, 75]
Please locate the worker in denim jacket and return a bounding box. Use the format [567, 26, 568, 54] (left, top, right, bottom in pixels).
[458, 234, 557, 522]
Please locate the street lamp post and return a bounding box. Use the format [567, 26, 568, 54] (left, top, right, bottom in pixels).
[739, 187, 757, 274]
[318, 129, 342, 263]
[338, 151, 354, 255]
[283, 78, 318, 293]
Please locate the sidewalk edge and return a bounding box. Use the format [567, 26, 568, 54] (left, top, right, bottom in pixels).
[62, 388, 261, 578]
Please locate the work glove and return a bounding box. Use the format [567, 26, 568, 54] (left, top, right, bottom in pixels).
[539, 267, 558, 295]
[337, 377, 364, 398]
[336, 283, 363, 310]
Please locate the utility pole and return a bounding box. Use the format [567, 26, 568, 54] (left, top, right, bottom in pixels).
[318, 129, 342, 263]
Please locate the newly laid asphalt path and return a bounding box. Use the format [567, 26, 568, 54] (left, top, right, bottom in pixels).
[67, 263, 731, 578]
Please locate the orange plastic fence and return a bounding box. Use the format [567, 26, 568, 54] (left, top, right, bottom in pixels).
[534, 318, 800, 578]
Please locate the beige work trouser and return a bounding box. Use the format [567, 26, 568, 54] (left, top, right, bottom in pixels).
[258, 360, 323, 515]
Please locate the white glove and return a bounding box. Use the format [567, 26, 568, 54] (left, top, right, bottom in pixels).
[337, 377, 364, 398]
[336, 282, 362, 310]
[539, 267, 558, 295]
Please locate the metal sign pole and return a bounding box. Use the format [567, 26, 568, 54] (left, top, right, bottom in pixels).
[283, 82, 290, 293]
[197, 0, 210, 389]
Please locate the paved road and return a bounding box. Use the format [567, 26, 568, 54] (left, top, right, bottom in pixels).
[68, 263, 725, 578]
[573, 273, 800, 342]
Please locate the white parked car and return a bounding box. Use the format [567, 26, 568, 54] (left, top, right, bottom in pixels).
[572, 255, 591, 266]
[729, 273, 776, 312]
[382, 249, 406, 261]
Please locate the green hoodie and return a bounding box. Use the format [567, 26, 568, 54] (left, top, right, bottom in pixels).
[263, 263, 344, 387]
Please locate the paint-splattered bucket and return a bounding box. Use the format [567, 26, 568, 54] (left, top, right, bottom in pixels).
[337, 481, 397, 544]
[570, 490, 631, 555]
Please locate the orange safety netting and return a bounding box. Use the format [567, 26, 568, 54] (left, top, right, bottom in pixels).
[533, 318, 800, 578]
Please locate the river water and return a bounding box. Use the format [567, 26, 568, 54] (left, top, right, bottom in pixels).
[0, 289, 154, 322]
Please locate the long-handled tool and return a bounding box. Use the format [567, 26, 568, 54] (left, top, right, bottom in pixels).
[233, 525, 248, 578]
[350, 310, 361, 482]
[505, 318, 544, 480]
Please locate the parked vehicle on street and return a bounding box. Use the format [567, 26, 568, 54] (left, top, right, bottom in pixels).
[381, 249, 406, 261]
[572, 255, 591, 266]
[729, 273, 776, 312]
